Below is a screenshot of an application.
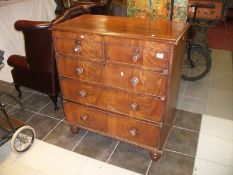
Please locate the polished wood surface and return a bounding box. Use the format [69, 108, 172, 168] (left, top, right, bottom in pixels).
[53, 15, 189, 44]
[60, 78, 164, 122]
[57, 57, 167, 96]
[53, 15, 188, 160]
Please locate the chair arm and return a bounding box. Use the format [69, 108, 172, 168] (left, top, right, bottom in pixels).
[15, 20, 51, 31]
[7, 55, 28, 69]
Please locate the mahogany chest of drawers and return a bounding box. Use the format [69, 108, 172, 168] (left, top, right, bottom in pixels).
[52, 15, 188, 160]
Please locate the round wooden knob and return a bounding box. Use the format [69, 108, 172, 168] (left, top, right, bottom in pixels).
[76, 66, 84, 75]
[130, 102, 139, 111]
[73, 45, 82, 53]
[131, 54, 140, 63]
[130, 77, 139, 86]
[79, 90, 86, 97]
[80, 114, 88, 122]
[128, 128, 137, 137]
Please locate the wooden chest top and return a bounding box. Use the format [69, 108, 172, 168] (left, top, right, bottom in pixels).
[52, 15, 189, 44]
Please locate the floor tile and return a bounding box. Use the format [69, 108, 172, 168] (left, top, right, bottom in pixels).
[193, 158, 233, 175]
[210, 70, 233, 92]
[0, 128, 7, 138]
[0, 103, 15, 112]
[201, 115, 233, 140]
[79, 158, 142, 175]
[44, 121, 86, 150]
[174, 110, 202, 131]
[165, 127, 199, 156]
[26, 114, 59, 140]
[147, 150, 194, 175]
[21, 93, 51, 112]
[108, 142, 150, 174]
[73, 131, 118, 162]
[39, 99, 64, 120]
[179, 96, 207, 114]
[7, 107, 36, 123]
[0, 140, 88, 175]
[184, 77, 210, 100]
[0, 89, 32, 106]
[196, 133, 233, 167]
[207, 89, 233, 120]
[177, 80, 187, 107]
[0, 84, 14, 96]
[211, 49, 232, 72]
[0, 80, 13, 87]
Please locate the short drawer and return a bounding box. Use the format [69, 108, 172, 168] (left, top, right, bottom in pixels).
[60, 78, 164, 122]
[57, 57, 167, 96]
[107, 44, 169, 70]
[54, 32, 104, 60]
[63, 101, 108, 132]
[108, 114, 160, 147]
[106, 36, 169, 70]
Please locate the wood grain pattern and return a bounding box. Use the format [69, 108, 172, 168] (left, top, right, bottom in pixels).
[60, 78, 164, 123]
[52, 15, 189, 44]
[57, 56, 167, 96]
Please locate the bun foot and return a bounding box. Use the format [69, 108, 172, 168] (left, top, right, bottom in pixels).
[70, 126, 80, 134]
[149, 151, 161, 161]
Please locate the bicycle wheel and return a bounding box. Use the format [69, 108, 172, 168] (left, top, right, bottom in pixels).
[181, 46, 212, 81]
[11, 125, 35, 153]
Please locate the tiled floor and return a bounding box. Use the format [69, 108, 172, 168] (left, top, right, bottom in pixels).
[0, 49, 232, 174]
[178, 49, 233, 121]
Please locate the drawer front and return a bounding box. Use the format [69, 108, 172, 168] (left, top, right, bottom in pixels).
[108, 114, 160, 147]
[60, 78, 164, 122]
[107, 44, 168, 70]
[57, 57, 166, 96]
[55, 32, 104, 60]
[63, 101, 107, 132]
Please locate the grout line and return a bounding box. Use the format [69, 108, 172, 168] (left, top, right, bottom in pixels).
[42, 120, 62, 141]
[178, 80, 188, 108]
[163, 148, 195, 158]
[172, 125, 199, 133]
[106, 141, 120, 163]
[196, 157, 233, 168]
[182, 95, 208, 102]
[199, 131, 233, 141]
[29, 110, 62, 121]
[145, 160, 152, 175]
[72, 131, 89, 152]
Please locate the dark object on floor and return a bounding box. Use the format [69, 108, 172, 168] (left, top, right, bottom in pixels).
[207, 21, 233, 50]
[7, 6, 87, 110]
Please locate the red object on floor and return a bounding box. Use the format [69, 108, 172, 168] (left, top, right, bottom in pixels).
[207, 21, 233, 51]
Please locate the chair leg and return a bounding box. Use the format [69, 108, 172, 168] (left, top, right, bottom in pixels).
[14, 84, 22, 98]
[49, 94, 58, 111]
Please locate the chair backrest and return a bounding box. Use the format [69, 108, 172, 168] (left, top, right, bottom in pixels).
[14, 6, 87, 73]
[15, 21, 53, 73]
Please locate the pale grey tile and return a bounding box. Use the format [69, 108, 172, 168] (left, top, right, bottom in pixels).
[207, 89, 233, 120]
[179, 96, 207, 114]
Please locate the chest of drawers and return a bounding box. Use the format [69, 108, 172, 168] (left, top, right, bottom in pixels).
[52, 15, 188, 160]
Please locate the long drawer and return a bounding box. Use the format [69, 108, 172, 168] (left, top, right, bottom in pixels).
[63, 101, 160, 147]
[60, 78, 164, 122]
[57, 57, 167, 96]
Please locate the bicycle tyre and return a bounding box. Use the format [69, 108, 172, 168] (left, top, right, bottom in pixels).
[181, 46, 212, 81]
